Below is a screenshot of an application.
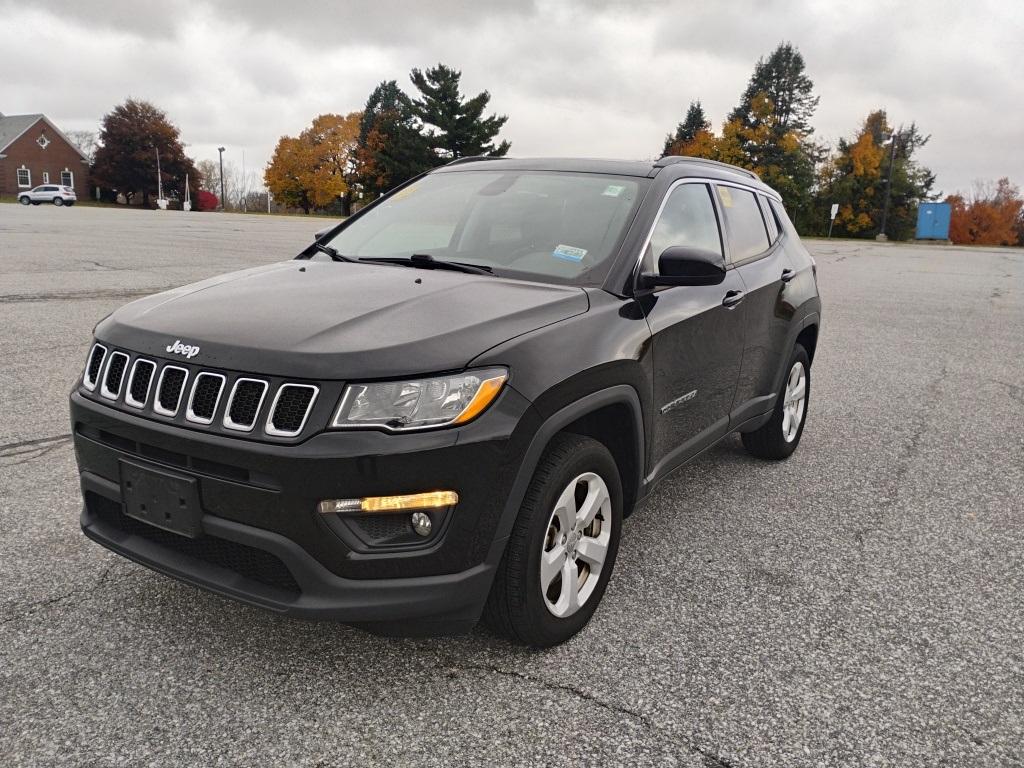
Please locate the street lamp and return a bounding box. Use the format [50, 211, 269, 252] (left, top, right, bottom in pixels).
[876, 128, 901, 241]
[217, 146, 226, 211]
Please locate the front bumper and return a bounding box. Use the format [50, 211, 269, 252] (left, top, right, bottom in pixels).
[71, 386, 537, 628]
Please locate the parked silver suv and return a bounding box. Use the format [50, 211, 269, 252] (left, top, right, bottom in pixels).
[18, 185, 77, 206]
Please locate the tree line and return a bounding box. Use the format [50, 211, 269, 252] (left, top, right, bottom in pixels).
[660, 42, 1022, 245]
[74, 49, 1022, 244]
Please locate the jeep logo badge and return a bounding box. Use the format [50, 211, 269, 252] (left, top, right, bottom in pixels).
[166, 339, 201, 359]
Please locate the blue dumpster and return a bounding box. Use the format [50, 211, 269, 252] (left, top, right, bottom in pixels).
[916, 202, 951, 240]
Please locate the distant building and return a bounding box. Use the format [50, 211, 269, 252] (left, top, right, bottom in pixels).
[0, 112, 90, 198]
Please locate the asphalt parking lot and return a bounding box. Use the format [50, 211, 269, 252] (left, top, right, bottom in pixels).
[1, 204, 1022, 767]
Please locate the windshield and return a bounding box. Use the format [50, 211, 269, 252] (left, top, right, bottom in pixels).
[323, 170, 644, 285]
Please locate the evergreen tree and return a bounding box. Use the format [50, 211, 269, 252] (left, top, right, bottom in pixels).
[409, 63, 510, 160]
[91, 98, 198, 207]
[662, 101, 711, 157]
[354, 81, 435, 198]
[729, 42, 819, 135]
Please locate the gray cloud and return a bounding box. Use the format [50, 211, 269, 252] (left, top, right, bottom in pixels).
[2, 0, 1021, 197]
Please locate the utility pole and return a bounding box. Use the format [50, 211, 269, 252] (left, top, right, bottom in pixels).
[217, 146, 226, 211]
[876, 126, 901, 241]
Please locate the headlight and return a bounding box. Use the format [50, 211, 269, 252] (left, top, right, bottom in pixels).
[331, 368, 508, 431]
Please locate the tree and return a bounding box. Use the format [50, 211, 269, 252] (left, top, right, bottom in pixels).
[947, 178, 1023, 245]
[812, 110, 935, 240]
[354, 80, 435, 198]
[91, 98, 198, 207]
[195, 189, 219, 212]
[662, 101, 712, 157]
[195, 158, 220, 193]
[264, 112, 361, 215]
[409, 63, 511, 160]
[729, 42, 819, 136]
[66, 129, 98, 163]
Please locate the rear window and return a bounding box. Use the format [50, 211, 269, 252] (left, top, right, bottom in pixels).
[717, 186, 770, 262]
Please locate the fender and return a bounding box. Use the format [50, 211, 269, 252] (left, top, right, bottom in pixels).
[488, 384, 645, 548]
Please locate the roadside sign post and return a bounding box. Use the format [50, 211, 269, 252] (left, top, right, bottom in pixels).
[828, 203, 839, 238]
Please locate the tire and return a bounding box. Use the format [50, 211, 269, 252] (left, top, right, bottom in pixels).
[53, 197, 64, 206]
[482, 433, 622, 647]
[741, 343, 810, 460]
[19, 196, 30, 205]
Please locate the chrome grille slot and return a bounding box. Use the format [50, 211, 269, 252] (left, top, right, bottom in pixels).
[186, 372, 226, 424]
[224, 378, 268, 432]
[100, 352, 130, 400]
[125, 359, 156, 409]
[154, 366, 189, 416]
[84, 344, 107, 391]
[266, 384, 318, 437]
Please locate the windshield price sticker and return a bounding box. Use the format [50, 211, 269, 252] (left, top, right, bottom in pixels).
[602, 184, 626, 197]
[552, 244, 587, 262]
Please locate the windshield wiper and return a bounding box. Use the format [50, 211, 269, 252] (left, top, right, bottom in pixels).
[359, 253, 494, 275]
[313, 242, 357, 262]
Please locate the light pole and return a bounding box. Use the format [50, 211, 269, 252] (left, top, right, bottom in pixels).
[217, 146, 226, 211]
[876, 128, 901, 241]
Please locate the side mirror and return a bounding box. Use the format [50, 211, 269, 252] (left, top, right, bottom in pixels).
[640, 246, 726, 288]
[313, 226, 332, 242]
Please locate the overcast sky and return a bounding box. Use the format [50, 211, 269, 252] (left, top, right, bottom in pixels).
[2, 0, 1021, 199]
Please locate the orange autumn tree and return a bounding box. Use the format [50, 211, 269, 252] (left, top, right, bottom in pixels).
[265, 112, 361, 214]
[947, 178, 1023, 246]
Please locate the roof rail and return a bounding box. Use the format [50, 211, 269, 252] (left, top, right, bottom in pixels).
[653, 155, 760, 181]
[444, 155, 505, 167]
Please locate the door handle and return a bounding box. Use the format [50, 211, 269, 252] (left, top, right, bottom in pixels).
[722, 289, 745, 308]
[781, 268, 796, 283]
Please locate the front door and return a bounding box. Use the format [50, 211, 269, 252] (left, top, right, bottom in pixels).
[639, 182, 746, 480]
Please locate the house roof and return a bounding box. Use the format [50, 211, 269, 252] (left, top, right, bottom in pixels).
[0, 113, 89, 160]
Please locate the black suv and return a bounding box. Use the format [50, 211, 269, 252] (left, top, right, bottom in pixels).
[72, 156, 821, 647]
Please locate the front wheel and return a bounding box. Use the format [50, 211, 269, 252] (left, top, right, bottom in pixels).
[483, 434, 622, 647]
[741, 343, 810, 460]
[19, 196, 31, 205]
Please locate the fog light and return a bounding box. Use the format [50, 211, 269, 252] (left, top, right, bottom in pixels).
[318, 490, 458, 515]
[411, 512, 432, 536]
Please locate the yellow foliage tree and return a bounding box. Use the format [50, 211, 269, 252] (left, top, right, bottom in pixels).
[265, 112, 361, 214]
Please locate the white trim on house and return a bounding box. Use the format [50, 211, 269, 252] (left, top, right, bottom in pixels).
[42, 171, 50, 183]
[61, 169, 74, 188]
[17, 166, 31, 187]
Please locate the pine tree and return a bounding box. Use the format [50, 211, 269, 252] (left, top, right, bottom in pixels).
[662, 101, 711, 157]
[729, 42, 819, 136]
[354, 81, 434, 198]
[409, 64, 510, 160]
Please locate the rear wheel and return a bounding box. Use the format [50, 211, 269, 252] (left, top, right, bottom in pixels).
[741, 343, 810, 460]
[483, 434, 622, 647]
[53, 197, 64, 206]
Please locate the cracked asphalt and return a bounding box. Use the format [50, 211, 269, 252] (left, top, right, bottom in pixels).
[1, 205, 1022, 767]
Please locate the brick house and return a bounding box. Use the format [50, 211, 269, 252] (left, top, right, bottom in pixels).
[0, 113, 90, 198]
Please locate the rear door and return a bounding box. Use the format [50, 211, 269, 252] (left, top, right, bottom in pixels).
[715, 185, 796, 424]
[639, 181, 747, 479]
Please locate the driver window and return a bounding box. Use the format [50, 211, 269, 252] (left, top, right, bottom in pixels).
[645, 183, 723, 273]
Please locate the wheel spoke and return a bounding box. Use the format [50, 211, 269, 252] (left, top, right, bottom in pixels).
[576, 476, 608, 528]
[782, 408, 791, 435]
[561, 560, 580, 614]
[552, 483, 576, 533]
[541, 545, 567, 590]
[576, 536, 608, 568]
[787, 379, 805, 403]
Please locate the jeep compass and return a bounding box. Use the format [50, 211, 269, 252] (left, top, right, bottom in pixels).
[71, 156, 821, 647]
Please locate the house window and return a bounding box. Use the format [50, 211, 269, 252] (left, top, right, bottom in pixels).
[17, 167, 31, 187]
[61, 170, 74, 188]
[37, 133, 51, 149]
[43, 172, 50, 184]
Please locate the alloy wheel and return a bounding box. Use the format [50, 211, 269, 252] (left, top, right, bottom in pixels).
[782, 361, 807, 442]
[540, 472, 612, 618]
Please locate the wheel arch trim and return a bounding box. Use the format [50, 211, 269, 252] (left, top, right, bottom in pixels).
[491, 384, 645, 546]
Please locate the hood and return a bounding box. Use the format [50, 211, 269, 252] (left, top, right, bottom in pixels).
[96, 261, 589, 379]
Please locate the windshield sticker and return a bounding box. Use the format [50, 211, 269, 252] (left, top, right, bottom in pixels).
[552, 244, 587, 262]
[717, 186, 734, 208]
[602, 184, 627, 197]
